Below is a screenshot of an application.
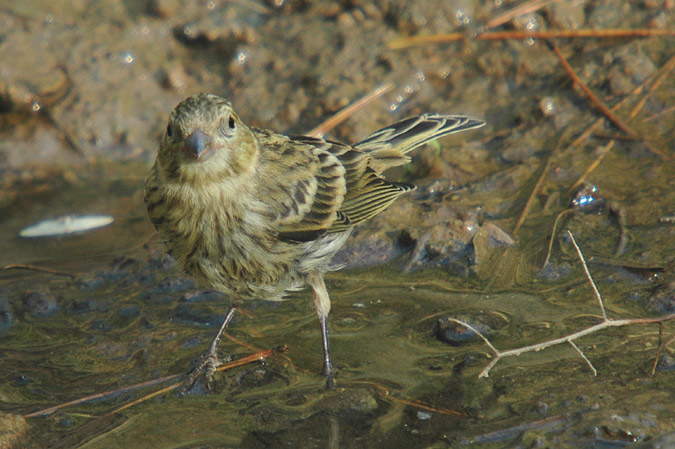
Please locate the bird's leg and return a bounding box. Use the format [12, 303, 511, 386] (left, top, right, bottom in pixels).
[183, 305, 237, 391]
[309, 271, 335, 389]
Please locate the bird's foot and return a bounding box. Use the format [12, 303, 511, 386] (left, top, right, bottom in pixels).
[181, 350, 224, 394]
[324, 362, 336, 390]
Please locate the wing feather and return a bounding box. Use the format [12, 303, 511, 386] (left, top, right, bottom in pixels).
[355, 114, 485, 173]
[255, 132, 347, 242]
[254, 114, 483, 242]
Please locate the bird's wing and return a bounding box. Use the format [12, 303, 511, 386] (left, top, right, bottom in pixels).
[354, 114, 485, 173]
[255, 131, 347, 242]
[256, 130, 415, 242]
[323, 142, 414, 232]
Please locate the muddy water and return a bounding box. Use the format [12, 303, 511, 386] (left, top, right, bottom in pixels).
[0, 157, 672, 448]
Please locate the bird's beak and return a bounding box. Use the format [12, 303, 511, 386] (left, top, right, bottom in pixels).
[185, 129, 211, 160]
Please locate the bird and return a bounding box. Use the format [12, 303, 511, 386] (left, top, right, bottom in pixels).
[144, 93, 484, 389]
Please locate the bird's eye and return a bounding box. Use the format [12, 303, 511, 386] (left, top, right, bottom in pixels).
[219, 116, 236, 138]
[166, 124, 174, 137]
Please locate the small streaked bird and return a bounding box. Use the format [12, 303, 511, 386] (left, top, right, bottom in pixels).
[144, 93, 484, 389]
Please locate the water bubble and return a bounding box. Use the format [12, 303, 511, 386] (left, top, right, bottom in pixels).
[571, 183, 603, 213]
[455, 8, 471, 25]
[539, 97, 555, 116]
[417, 411, 432, 420]
[388, 70, 426, 112]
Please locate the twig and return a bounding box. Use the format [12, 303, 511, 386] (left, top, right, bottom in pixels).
[549, 42, 667, 159]
[308, 82, 394, 138]
[565, 55, 675, 191]
[486, 0, 559, 29]
[513, 135, 566, 236]
[23, 372, 181, 418]
[549, 43, 636, 138]
[24, 348, 275, 418]
[445, 318, 499, 355]
[567, 230, 606, 320]
[641, 104, 675, 123]
[3, 264, 77, 278]
[362, 381, 465, 417]
[451, 230, 675, 378]
[466, 405, 601, 444]
[388, 29, 675, 49]
[650, 322, 664, 376]
[567, 339, 597, 376]
[568, 54, 675, 152]
[540, 209, 573, 270]
[566, 141, 614, 193]
[105, 383, 180, 417]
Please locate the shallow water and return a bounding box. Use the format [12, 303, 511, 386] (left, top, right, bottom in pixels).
[0, 158, 672, 448]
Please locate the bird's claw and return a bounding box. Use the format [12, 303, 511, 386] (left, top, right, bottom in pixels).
[181, 352, 223, 394]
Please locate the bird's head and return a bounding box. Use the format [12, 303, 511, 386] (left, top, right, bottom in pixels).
[157, 93, 258, 185]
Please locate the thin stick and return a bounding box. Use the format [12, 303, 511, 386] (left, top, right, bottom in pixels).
[641, 105, 675, 123]
[540, 209, 573, 270]
[513, 137, 561, 235]
[566, 230, 606, 320]
[389, 29, 675, 49]
[445, 318, 500, 356]
[3, 264, 77, 278]
[23, 348, 275, 418]
[486, 0, 558, 29]
[565, 55, 675, 191]
[363, 381, 465, 417]
[650, 322, 664, 376]
[568, 339, 597, 376]
[23, 373, 181, 418]
[568, 54, 675, 151]
[549, 43, 635, 138]
[567, 141, 614, 193]
[105, 383, 180, 416]
[549, 43, 668, 160]
[308, 82, 394, 138]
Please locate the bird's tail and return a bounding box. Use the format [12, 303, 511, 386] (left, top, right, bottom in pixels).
[354, 114, 485, 173]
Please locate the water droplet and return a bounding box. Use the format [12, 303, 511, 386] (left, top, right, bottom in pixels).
[539, 97, 555, 116]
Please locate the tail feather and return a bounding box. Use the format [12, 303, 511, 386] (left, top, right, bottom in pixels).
[355, 114, 485, 173]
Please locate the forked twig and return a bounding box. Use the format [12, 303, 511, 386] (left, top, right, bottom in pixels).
[453, 230, 674, 378]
